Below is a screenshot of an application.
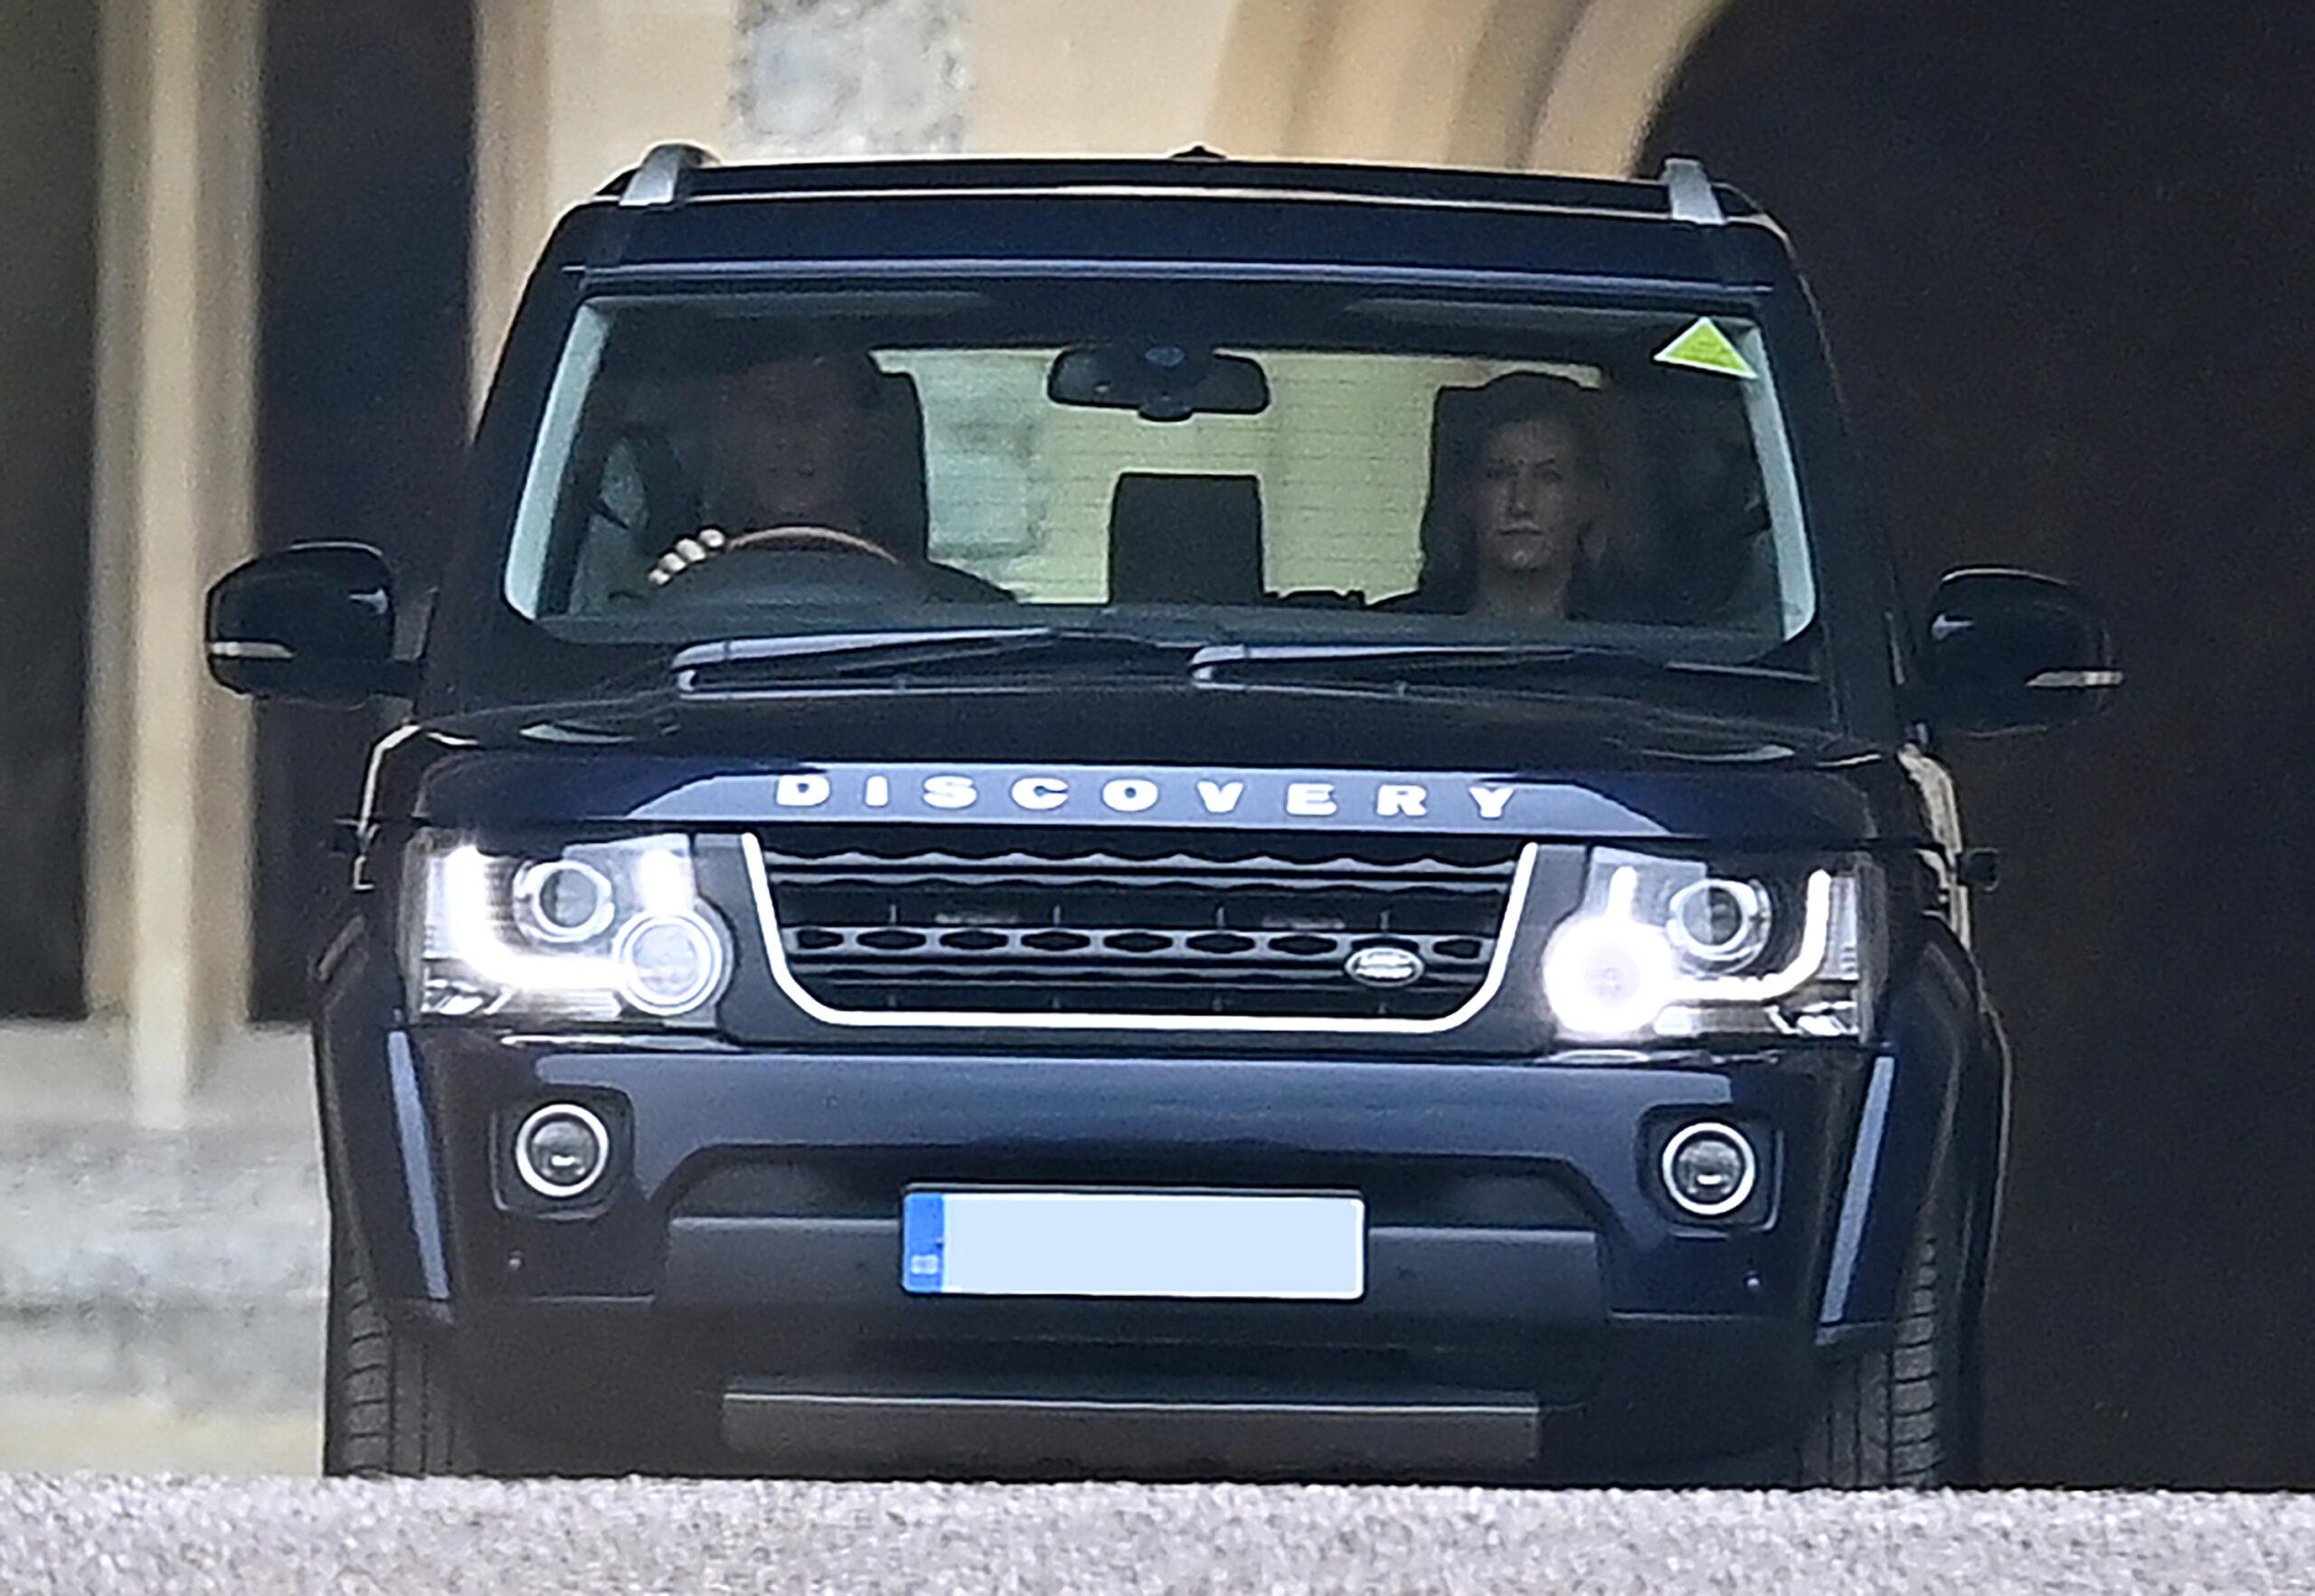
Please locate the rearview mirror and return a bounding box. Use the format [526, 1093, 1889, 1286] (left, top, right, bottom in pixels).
[1047, 342, 1270, 421]
[1923, 567, 2120, 734]
[205, 543, 414, 706]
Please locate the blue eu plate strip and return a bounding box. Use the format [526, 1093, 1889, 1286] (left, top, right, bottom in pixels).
[894, 1189, 1365, 1299]
[901, 1191, 946, 1294]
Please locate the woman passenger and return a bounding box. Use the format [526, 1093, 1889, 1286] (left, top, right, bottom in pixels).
[1399, 371, 1625, 620]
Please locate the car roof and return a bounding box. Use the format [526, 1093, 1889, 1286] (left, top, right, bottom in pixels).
[572, 148, 1790, 292]
[601, 150, 1759, 220]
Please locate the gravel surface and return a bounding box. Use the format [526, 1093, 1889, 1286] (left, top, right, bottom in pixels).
[4, 1477, 2311, 1594]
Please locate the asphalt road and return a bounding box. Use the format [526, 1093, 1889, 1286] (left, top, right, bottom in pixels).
[5, 1478, 2310, 1594]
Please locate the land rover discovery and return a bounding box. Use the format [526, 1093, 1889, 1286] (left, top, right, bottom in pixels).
[205, 146, 2117, 1484]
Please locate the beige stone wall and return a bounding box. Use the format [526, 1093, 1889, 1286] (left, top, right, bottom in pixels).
[474, 0, 744, 400]
[965, 0, 1243, 155]
[471, 0, 1729, 380]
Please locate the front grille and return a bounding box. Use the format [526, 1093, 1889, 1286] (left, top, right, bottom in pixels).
[751, 828, 1522, 1020]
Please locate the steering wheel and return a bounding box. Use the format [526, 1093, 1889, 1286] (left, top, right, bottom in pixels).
[722, 524, 907, 565]
[645, 523, 1016, 605]
[647, 523, 922, 595]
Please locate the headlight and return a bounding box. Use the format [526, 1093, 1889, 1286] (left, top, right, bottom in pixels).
[405, 833, 731, 1024]
[1540, 848, 1875, 1042]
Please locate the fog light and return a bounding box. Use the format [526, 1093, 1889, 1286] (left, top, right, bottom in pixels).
[1660, 1121, 1757, 1218]
[513, 1103, 611, 1199]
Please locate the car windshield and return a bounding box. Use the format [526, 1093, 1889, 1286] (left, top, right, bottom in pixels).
[497, 279, 1825, 714]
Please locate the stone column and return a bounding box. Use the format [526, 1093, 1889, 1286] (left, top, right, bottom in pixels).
[86, 0, 263, 1126]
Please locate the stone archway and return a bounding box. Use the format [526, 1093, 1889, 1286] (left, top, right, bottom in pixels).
[1201, 0, 1728, 175]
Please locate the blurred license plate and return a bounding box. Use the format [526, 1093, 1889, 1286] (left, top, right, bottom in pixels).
[900, 1189, 1365, 1299]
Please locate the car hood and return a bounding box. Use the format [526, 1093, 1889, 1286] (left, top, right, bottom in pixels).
[383, 684, 1929, 845]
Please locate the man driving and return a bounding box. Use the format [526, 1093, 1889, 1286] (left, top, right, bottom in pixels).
[647, 345, 891, 586]
[639, 337, 1010, 604]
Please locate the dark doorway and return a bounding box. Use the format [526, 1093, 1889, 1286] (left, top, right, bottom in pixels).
[1649, 0, 2315, 1487]
[0, 2, 98, 1017]
[254, 0, 474, 1017]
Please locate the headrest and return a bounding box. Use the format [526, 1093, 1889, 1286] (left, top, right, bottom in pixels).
[864, 368, 929, 562]
[1106, 473, 1265, 604]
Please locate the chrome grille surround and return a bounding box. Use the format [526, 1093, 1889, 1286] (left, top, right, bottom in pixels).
[740, 831, 1536, 1034]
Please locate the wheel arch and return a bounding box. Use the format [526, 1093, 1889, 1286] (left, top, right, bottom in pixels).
[1814, 917, 1999, 1338]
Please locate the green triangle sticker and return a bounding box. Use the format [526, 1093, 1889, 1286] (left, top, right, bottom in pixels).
[1653, 316, 1758, 379]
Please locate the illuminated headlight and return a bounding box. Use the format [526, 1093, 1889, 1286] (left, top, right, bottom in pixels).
[512, 859, 616, 944]
[405, 833, 731, 1024]
[1541, 848, 1876, 1042]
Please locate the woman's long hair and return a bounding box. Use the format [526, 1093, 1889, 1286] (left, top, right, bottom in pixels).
[1413, 371, 1612, 612]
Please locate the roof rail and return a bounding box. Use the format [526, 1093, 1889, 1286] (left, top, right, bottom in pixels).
[1658, 156, 1725, 225]
[620, 142, 716, 209]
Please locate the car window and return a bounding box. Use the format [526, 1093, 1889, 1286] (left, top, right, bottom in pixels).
[498, 283, 1819, 684]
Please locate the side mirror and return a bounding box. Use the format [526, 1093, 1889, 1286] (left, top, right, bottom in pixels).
[204, 543, 414, 706]
[1923, 567, 2121, 734]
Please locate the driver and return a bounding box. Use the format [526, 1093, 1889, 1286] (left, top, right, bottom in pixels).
[647, 345, 893, 587]
[643, 341, 1012, 604]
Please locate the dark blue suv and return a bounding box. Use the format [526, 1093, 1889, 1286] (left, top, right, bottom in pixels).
[206, 146, 2116, 1484]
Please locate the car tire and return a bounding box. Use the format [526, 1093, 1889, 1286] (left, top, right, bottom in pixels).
[1794, 1170, 1967, 1487]
[321, 1216, 483, 1478]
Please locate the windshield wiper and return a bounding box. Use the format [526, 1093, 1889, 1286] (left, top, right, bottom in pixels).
[670, 627, 1205, 692]
[1186, 641, 1816, 687]
[666, 629, 1813, 697]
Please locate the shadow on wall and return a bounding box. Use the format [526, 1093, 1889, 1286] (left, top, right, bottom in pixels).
[0, 5, 97, 1016]
[1649, 0, 2315, 1487]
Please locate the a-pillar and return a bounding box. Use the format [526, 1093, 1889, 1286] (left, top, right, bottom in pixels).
[85, 0, 263, 1127]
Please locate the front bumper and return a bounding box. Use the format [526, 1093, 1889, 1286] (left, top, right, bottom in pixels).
[331, 1025, 1874, 1477]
